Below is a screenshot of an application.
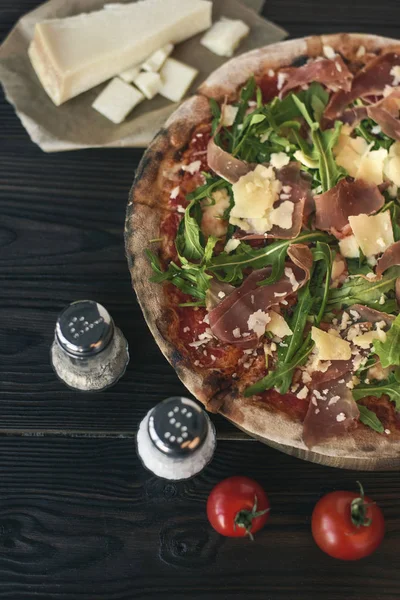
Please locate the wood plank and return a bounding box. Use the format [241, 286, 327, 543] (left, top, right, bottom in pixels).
[0, 435, 397, 600]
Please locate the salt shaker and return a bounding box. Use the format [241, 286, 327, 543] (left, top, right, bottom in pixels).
[50, 300, 129, 391]
[137, 397, 217, 480]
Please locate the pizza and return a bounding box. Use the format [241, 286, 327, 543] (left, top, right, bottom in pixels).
[126, 33, 400, 468]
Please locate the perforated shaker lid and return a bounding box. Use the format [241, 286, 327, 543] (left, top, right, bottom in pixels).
[55, 300, 114, 358]
[148, 397, 208, 457]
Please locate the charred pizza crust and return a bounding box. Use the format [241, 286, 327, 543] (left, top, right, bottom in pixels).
[126, 34, 400, 470]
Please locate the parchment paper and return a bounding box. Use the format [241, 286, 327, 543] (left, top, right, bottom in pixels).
[0, 0, 286, 152]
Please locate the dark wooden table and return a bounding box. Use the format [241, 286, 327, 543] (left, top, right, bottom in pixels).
[1, 1, 400, 598]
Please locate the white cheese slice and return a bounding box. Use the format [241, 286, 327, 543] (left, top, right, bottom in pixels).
[353, 329, 387, 349]
[28, 0, 211, 106]
[141, 43, 174, 72]
[311, 327, 352, 361]
[334, 133, 388, 186]
[270, 152, 290, 169]
[92, 78, 144, 124]
[200, 17, 250, 57]
[222, 105, 239, 127]
[247, 310, 271, 337]
[384, 141, 400, 187]
[119, 64, 141, 83]
[224, 238, 241, 254]
[159, 58, 198, 102]
[134, 71, 162, 99]
[339, 234, 360, 258]
[230, 164, 282, 232]
[348, 212, 394, 257]
[266, 312, 293, 338]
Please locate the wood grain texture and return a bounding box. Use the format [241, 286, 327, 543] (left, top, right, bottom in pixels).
[0, 435, 398, 600]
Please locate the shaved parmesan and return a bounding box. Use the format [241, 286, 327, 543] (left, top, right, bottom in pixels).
[349, 212, 394, 257]
[334, 132, 388, 185]
[200, 18, 250, 58]
[224, 238, 241, 254]
[159, 58, 198, 102]
[353, 329, 387, 349]
[247, 310, 271, 337]
[391, 65, 400, 86]
[266, 312, 293, 338]
[230, 165, 282, 234]
[222, 105, 239, 127]
[311, 327, 352, 361]
[384, 142, 400, 187]
[92, 77, 144, 123]
[270, 152, 290, 169]
[339, 234, 360, 258]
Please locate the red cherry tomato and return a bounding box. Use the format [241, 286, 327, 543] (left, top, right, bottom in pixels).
[207, 476, 270, 540]
[312, 482, 385, 560]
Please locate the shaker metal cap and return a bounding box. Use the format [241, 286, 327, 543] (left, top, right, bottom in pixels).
[55, 300, 114, 358]
[148, 397, 208, 457]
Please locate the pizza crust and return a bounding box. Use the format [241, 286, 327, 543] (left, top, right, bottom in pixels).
[126, 33, 400, 470]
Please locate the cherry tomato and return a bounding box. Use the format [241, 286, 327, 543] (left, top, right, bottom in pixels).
[312, 482, 385, 560]
[207, 476, 270, 540]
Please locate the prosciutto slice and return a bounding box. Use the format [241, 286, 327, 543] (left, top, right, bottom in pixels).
[376, 240, 400, 277]
[325, 51, 400, 120]
[367, 88, 400, 142]
[303, 375, 359, 448]
[209, 247, 312, 348]
[349, 304, 394, 327]
[207, 138, 252, 184]
[280, 57, 353, 97]
[314, 178, 385, 235]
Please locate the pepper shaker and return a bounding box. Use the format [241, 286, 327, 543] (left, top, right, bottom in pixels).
[137, 397, 217, 480]
[50, 300, 129, 391]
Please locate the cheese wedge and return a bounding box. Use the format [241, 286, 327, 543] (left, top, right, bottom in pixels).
[28, 0, 212, 106]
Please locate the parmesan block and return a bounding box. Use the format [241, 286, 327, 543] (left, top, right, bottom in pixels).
[311, 327, 352, 361]
[200, 17, 250, 57]
[159, 58, 198, 102]
[92, 78, 144, 124]
[142, 44, 174, 72]
[348, 212, 394, 257]
[28, 0, 212, 106]
[134, 72, 162, 99]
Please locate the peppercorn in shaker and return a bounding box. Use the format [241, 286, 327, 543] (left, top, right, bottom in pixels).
[136, 396, 217, 480]
[50, 300, 129, 391]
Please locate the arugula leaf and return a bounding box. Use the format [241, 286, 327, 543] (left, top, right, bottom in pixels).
[175, 199, 204, 261]
[186, 175, 230, 202]
[374, 314, 400, 368]
[209, 98, 221, 135]
[284, 284, 314, 363]
[209, 231, 332, 284]
[355, 116, 394, 151]
[327, 267, 400, 312]
[357, 404, 385, 433]
[311, 242, 332, 324]
[353, 373, 400, 410]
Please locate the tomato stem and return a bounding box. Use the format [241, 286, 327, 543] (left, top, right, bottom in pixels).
[234, 494, 270, 541]
[350, 481, 373, 528]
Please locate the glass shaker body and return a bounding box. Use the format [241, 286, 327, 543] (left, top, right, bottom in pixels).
[51, 300, 129, 391]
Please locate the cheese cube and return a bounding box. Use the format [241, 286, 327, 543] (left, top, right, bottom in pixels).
[134, 72, 162, 99]
[200, 18, 250, 57]
[311, 327, 352, 361]
[142, 44, 174, 72]
[348, 212, 394, 257]
[159, 58, 198, 102]
[92, 78, 144, 124]
[119, 64, 141, 83]
[339, 234, 360, 258]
